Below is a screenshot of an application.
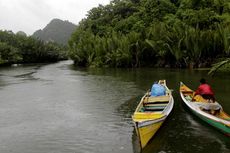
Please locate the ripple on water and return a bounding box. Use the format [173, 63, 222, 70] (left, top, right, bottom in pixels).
[0, 61, 230, 153]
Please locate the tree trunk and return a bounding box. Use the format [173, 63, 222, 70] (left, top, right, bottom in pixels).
[189, 61, 195, 69]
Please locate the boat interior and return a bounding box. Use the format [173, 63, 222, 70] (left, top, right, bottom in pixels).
[140, 95, 170, 112]
[180, 85, 230, 121]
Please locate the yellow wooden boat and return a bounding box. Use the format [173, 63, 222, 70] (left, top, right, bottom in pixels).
[132, 80, 174, 149]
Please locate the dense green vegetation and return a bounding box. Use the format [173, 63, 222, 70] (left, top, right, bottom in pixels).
[0, 30, 67, 65]
[33, 19, 76, 45]
[69, 0, 230, 68]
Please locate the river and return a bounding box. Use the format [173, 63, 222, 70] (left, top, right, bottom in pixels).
[0, 60, 229, 153]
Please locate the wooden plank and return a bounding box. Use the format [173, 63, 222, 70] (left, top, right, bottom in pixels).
[144, 104, 168, 107]
[144, 96, 170, 103]
[144, 108, 165, 111]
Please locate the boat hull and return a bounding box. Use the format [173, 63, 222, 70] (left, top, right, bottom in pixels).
[191, 108, 230, 135]
[134, 119, 164, 148]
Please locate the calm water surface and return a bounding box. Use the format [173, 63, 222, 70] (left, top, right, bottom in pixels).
[0, 60, 229, 153]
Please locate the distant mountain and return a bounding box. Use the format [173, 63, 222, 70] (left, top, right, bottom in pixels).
[16, 31, 27, 36]
[33, 19, 76, 45]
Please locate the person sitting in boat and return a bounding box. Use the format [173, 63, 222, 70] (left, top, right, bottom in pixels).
[151, 82, 166, 97]
[193, 78, 215, 103]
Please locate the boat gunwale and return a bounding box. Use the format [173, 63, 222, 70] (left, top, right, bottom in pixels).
[136, 115, 167, 128]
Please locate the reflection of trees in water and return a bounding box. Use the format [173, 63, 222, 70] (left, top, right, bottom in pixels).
[67, 66, 230, 152]
[0, 64, 44, 87]
[116, 96, 142, 153]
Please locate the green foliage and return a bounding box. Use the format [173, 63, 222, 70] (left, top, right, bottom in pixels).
[0, 30, 67, 65]
[0, 42, 22, 64]
[69, 0, 230, 68]
[208, 58, 230, 75]
[217, 25, 230, 55]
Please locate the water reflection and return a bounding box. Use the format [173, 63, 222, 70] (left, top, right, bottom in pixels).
[0, 61, 229, 153]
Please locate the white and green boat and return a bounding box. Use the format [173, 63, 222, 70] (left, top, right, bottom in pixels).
[180, 82, 230, 136]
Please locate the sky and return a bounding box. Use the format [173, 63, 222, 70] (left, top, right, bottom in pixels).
[0, 0, 111, 35]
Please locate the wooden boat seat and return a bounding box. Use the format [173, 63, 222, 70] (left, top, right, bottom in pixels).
[144, 105, 165, 112]
[144, 103, 168, 107]
[144, 108, 165, 112]
[143, 95, 170, 103]
[145, 102, 169, 105]
[139, 102, 168, 112]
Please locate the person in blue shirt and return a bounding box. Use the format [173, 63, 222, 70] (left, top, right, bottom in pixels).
[151, 82, 166, 96]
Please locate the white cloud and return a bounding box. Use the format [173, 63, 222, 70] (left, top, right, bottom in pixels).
[0, 0, 110, 35]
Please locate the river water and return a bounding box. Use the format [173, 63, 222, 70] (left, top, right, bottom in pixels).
[0, 60, 229, 153]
